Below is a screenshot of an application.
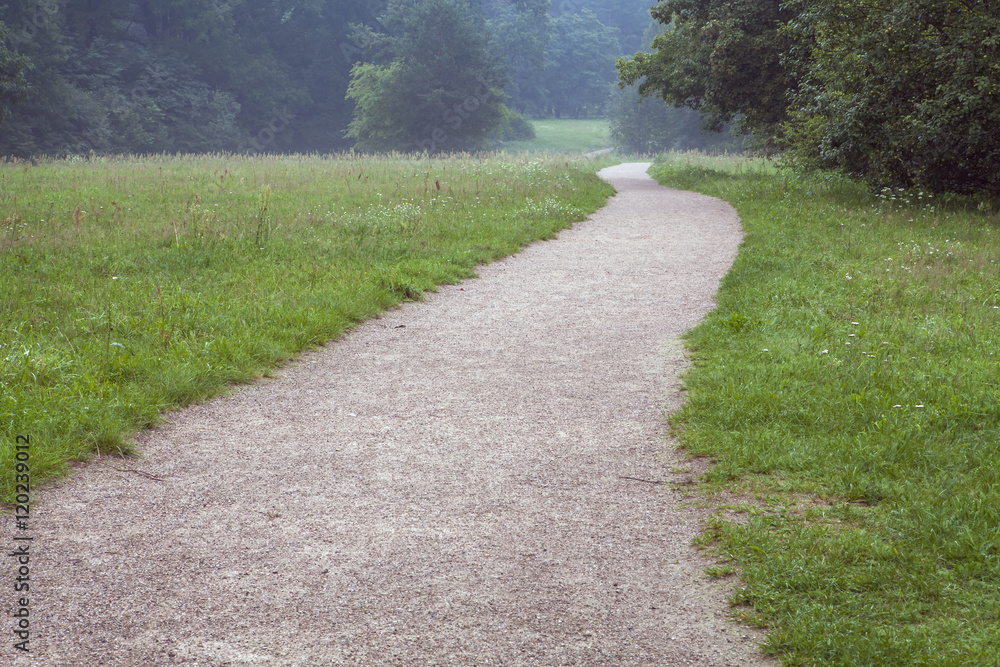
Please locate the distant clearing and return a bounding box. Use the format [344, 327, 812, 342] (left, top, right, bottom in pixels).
[503, 118, 612, 154]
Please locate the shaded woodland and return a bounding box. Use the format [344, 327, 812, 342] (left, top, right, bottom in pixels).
[0, 0, 650, 156]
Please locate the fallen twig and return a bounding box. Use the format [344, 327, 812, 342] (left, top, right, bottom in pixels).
[619, 475, 662, 485]
[113, 467, 165, 482]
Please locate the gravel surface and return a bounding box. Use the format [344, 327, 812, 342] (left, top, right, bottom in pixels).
[3, 163, 774, 666]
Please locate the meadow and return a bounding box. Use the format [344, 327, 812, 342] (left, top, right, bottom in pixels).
[502, 118, 613, 154]
[652, 154, 1000, 665]
[1, 152, 616, 502]
[8, 142, 999, 665]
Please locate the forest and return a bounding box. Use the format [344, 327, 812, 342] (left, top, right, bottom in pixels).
[619, 0, 1000, 195]
[0, 0, 653, 157]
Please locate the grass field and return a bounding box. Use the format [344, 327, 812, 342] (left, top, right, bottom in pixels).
[652, 153, 1000, 665]
[11, 143, 998, 664]
[1, 152, 617, 503]
[503, 118, 612, 154]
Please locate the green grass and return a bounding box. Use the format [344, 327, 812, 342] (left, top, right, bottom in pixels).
[651, 153, 1000, 665]
[503, 118, 612, 154]
[1, 152, 617, 503]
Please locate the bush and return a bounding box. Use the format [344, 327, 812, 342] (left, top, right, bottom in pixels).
[503, 111, 536, 141]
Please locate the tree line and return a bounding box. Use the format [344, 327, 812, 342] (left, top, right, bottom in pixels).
[618, 0, 1000, 195]
[0, 0, 651, 157]
[7, 0, 992, 194]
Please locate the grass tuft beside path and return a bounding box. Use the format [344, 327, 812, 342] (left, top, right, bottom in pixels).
[1, 152, 616, 503]
[652, 153, 1000, 666]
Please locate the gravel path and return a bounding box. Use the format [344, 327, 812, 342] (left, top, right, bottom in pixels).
[4, 163, 773, 666]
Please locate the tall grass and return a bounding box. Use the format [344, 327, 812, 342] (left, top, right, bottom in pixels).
[1, 152, 616, 503]
[652, 153, 1000, 665]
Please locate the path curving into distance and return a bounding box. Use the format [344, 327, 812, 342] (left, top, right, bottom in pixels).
[3, 163, 774, 666]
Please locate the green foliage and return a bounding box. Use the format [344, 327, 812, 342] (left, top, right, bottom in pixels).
[541, 9, 620, 118]
[484, 0, 653, 118]
[0, 1, 253, 156]
[0, 21, 32, 119]
[0, 29, 243, 157]
[608, 83, 739, 154]
[502, 109, 536, 141]
[783, 0, 1000, 196]
[617, 0, 800, 144]
[1, 0, 655, 155]
[0, 152, 615, 503]
[651, 154, 1000, 665]
[0, 0, 380, 157]
[550, 0, 652, 54]
[259, 0, 385, 153]
[626, 0, 1000, 195]
[608, 22, 741, 154]
[484, 0, 552, 116]
[344, 61, 413, 151]
[346, 0, 510, 153]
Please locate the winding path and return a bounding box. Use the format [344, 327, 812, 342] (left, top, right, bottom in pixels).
[4, 163, 772, 665]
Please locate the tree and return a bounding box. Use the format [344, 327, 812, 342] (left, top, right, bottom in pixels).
[484, 0, 552, 116]
[131, 0, 307, 151]
[782, 0, 1000, 195]
[616, 0, 801, 145]
[0, 1, 106, 156]
[0, 1, 247, 157]
[0, 0, 382, 157]
[551, 0, 653, 54]
[261, 0, 386, 153]
[542, 9, 619, 118]
[0, 22, 32, 120]
[608, 22, 739, 154]
[346, 0, 510, 153]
